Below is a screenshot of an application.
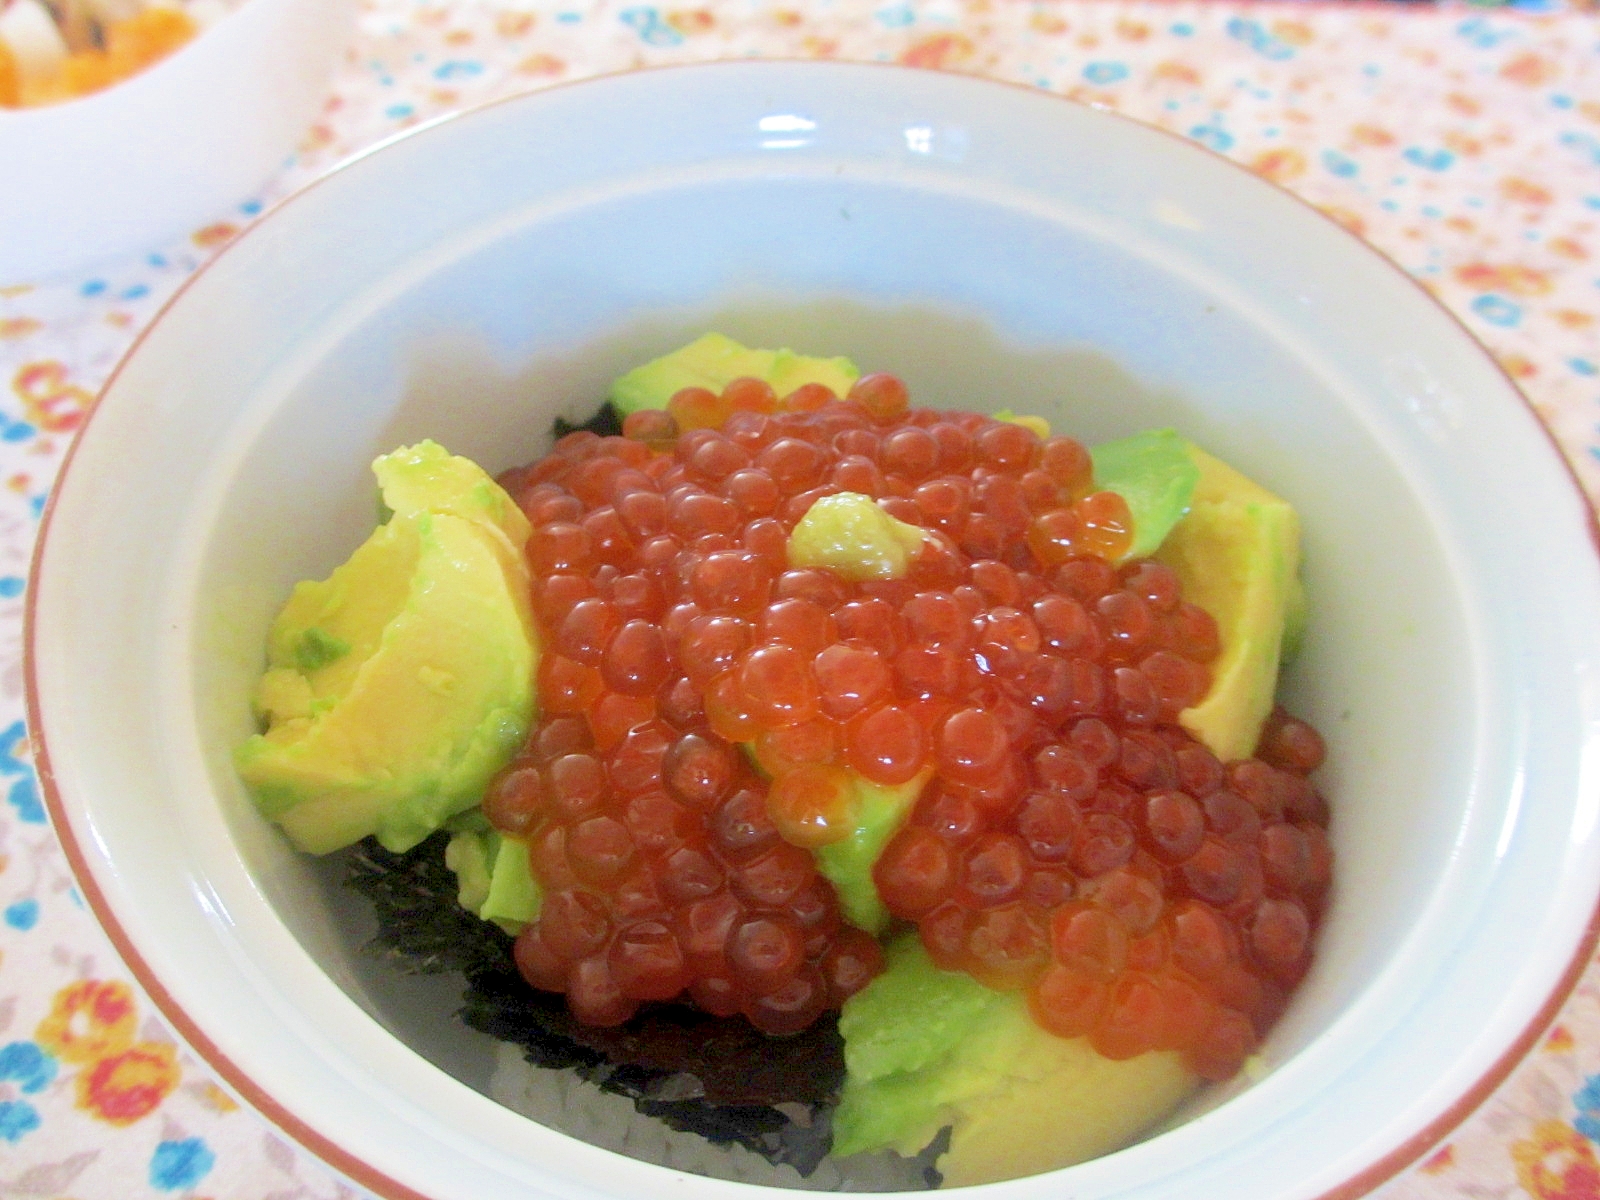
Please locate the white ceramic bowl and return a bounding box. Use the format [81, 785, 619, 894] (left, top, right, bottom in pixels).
[0, 0, 357, 283]
[27, 61, 1600, 1200]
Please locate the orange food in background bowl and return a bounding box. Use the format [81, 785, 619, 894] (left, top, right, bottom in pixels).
[35, 8, 197, 105]
[0, 38, 18, 105]
[0, 1, 199, 108]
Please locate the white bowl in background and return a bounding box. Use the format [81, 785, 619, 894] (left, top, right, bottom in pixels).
[26, 61, 1600, 1200]
[0, 0, 357, 283]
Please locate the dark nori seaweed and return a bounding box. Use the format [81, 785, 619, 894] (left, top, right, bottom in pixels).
[346, 832, 515, 979]
[552, 402, 624, 440]
[346, 833, 845, 1174]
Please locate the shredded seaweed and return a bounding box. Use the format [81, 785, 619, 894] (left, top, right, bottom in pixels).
[346, 833, 514, 979]
[347, 834, 844, 1174]
[553, 402, 624, 439]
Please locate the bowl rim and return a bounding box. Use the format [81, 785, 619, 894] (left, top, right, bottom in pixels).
[23, 56, 1600, 1200]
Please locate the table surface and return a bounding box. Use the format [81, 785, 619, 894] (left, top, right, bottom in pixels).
[2, 1, 1599, 1196]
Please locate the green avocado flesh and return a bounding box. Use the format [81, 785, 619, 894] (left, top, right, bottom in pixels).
[608, 331, 860, 414]
[833, 940, 1196, 1185]
[446, 822, 542, 931]
[235, 441, 540, 856]
[1089, 427, 1201, 562]
[813, 771, 930, 935]
[787, 492, 930, 583]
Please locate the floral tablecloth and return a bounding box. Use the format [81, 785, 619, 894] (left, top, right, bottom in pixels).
[2, 1, 1599, 1196]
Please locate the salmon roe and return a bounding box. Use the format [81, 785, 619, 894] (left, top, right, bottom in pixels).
[490, 374, 1331, 1072]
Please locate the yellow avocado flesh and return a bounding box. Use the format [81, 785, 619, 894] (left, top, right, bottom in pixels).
[446, 825, 542, 933]
[833, 941, 1196, 1184]
[936, 1029, 1193, 1188]
[1159, 445, 1303, 763]
[787, 492, 931, 583]
[609, 331, 859, 414]
[235, 441, 539, 856]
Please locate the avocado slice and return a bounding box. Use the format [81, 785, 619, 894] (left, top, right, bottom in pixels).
[994, 409, 1051, 440]
[235, 441, 540, 856]
[446, 821, 495, 914]
[780, 493, 939, 932]
[833, 940, 1196, 1185]
[736, 746, 929, 937]
[446, 823, 543, 933]
[814, 770, 932, 935]
[1089, 428, 1202, 563]
[1157, 445, 1303, 763]
[787, 492, 931, 584]
[995, 419, 1200, 564]
[608, 332, 860, 414]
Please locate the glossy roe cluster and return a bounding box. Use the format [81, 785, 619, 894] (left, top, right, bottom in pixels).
[487, 372, 1331, 1074]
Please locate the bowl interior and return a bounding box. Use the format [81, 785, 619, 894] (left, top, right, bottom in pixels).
[32, 63, 1600, 1200]
[198, 278, 1462, 1074]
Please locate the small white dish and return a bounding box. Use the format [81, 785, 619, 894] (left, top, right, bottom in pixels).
[0, 0, 357, 283]
[26, 61, 1600, 1199]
